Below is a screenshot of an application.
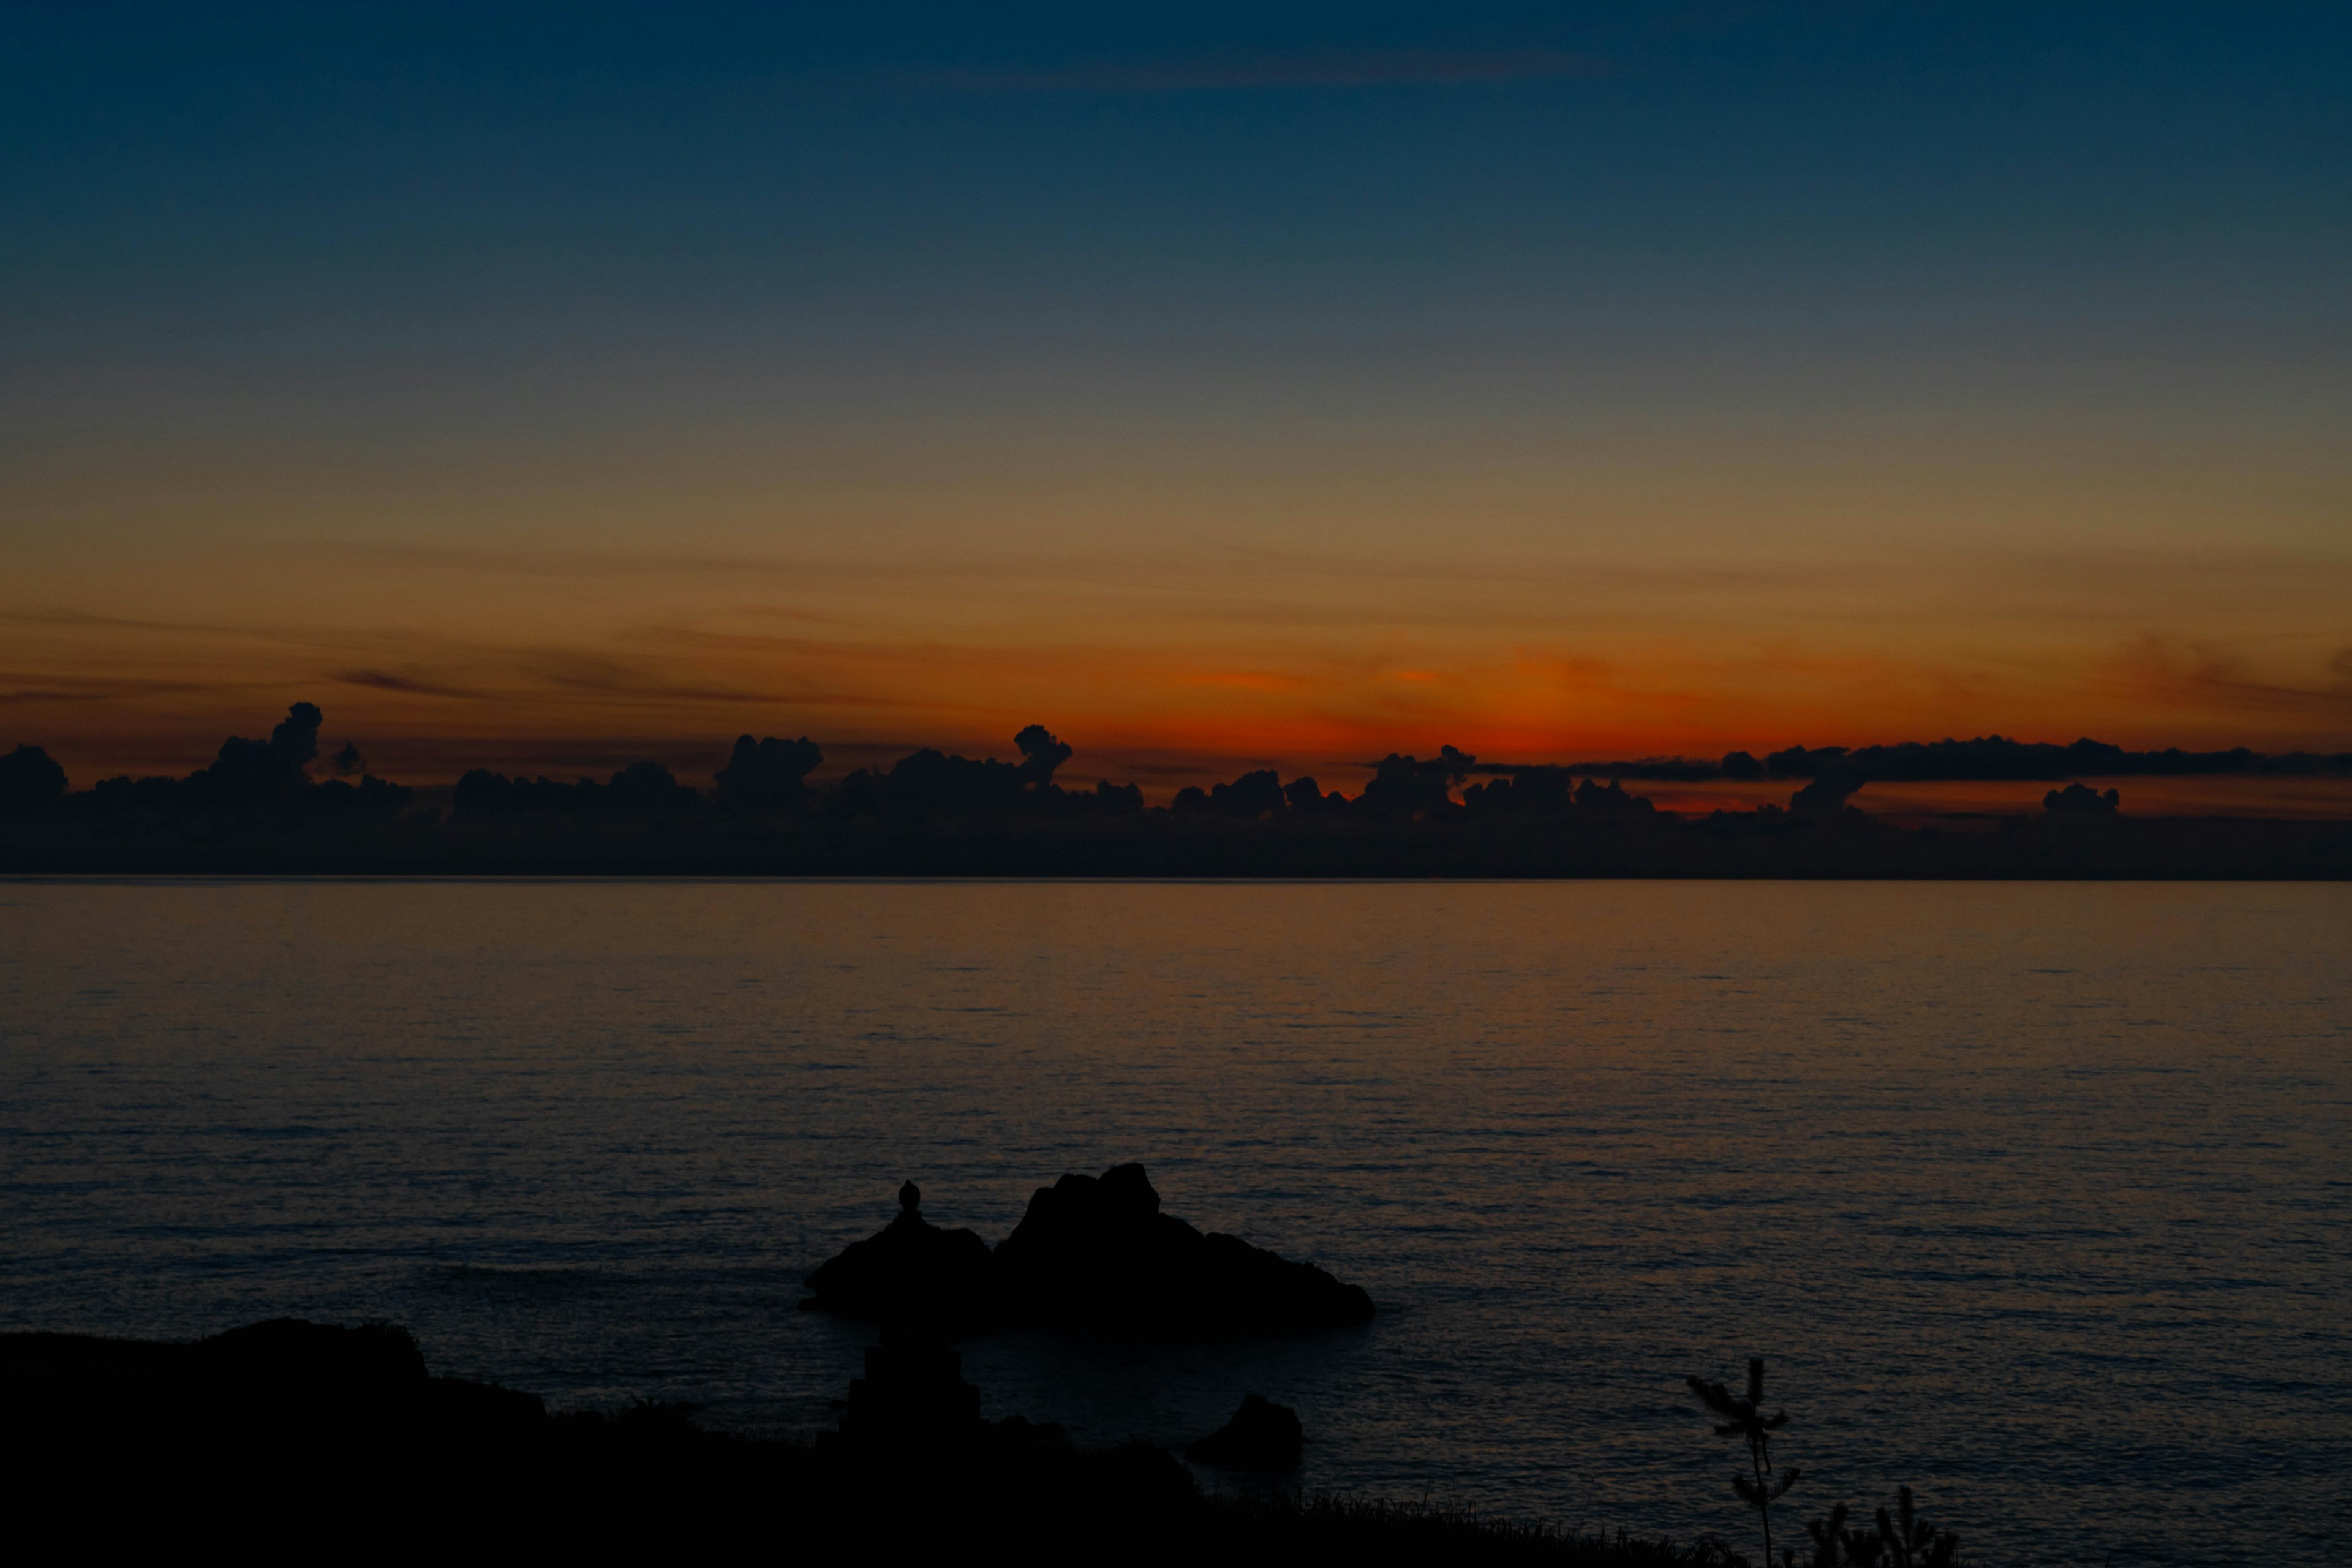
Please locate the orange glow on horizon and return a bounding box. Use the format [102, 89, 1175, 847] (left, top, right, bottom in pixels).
[7, 330, 2348, 796]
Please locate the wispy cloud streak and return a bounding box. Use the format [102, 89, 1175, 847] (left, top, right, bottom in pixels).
[907, 48, 1612, 94]
[333, 668, 484, 699]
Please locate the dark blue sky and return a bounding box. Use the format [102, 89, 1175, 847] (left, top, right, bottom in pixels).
[9, 2, 2346, 352]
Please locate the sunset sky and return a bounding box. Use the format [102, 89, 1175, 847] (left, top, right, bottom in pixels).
[4, 4, 2348, 792]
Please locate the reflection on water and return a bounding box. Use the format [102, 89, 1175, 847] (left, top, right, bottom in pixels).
[2, 879, 2346, 1564]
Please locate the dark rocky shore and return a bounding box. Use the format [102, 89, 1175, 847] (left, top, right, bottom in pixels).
[0, 1170, 1966, 1562]
[2, 1316, 1715, 1564]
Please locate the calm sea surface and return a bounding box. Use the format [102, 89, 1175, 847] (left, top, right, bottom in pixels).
[2, 879, 2345, 1562]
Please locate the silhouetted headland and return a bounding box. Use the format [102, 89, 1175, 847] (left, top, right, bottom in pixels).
[4, 702, 2346, 876]
[4, 1314, 545, 1446]
[805, 1164, 1377, 1340]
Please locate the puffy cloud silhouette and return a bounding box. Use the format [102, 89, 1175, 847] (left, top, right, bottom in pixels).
[1172, 768, 1289, 820]
[453, 760, 693, 820]
[305, 773, 413, 815]
[1767, 745, 1843, 780]
[715, 734, 823, 814]
[1457, 767, 1661, 820]
[859, 748, 1031, 817]
[1359, 746, 1476, 816]
[1762, 735, 2346, 781]
[67, 703, 410, 819]
[1014, 725, 1074, 788]
[1464, 736, 2352, 782]
[2044, 782, 2121, 815]
[11, 697, 2335, 861]
[829, 726, 1132, 820]
[1066, 779, 1144, 816]
[1572, 777, 1655, 816]
[607, 760, 695, 815]
[1789, 774, 1864, 820]
[190, 703, 325, 804]
[1283, 775, 1343, 816]
[272, 703, 322, 767]
[1461, 767, 1572, 818]
[0, 745, 67, 810]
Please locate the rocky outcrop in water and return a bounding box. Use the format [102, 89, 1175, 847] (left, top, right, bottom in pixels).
[803, 1180, 997, 1330]
[801, 1164, 1375, 1340]
[997, 1164, 1376, 1338]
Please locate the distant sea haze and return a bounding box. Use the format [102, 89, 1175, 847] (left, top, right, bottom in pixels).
[3, 880, 2345, 1564]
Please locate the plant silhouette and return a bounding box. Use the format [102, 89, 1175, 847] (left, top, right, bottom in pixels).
[1786, 1485, 1961, 1568]
[1685, 1360, 1966, 1568]
[1688, 1358, 1799, 1566]
[1803, 1501, 1874, 1567]
[1872, 1486, 1958, 1568]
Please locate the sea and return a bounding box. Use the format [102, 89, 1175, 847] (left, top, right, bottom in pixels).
[2, 878, 2345, 1564]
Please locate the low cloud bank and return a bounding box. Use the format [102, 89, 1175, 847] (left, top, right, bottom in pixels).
[1473, 736, 2352, 783]
[7, 704, 2346, 829]
[3, 704, 412, 818]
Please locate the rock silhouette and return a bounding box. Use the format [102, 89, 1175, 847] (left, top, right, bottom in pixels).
[803, 1164, 1376, 1340]
[1187, 1393, 1305, 1472]
[830, 1316, 987, 1450]
[997, 1164, 1376, 1339]
[802, 1178, 997, 1329]
[3, 1317, 545, 1453]
[804, 1175, 997, 1335]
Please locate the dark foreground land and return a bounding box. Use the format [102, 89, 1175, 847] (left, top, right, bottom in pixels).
[6, 809, 2349, 878]
[3, 1319, 1717, 1564]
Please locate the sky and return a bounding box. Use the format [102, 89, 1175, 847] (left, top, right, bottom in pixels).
[4, 2, 2348, 791]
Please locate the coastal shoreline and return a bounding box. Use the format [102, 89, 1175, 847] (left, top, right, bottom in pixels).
[3, 1318, 1731, 1564]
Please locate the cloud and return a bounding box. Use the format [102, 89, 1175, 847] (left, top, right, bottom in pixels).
[519, 651, 782, 709]
[1179, 670, 1311, 693]
[2122, 635, 2352, 715]
[908, 48, 1613, 94]
[332, 668, 483, 699]
[1, 607, 261, 638]
[0, 671, 233, 701]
